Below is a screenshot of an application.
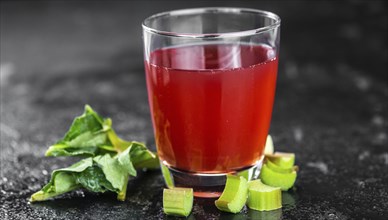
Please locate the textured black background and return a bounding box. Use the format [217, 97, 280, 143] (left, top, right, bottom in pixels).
[1, 1, 387, 219]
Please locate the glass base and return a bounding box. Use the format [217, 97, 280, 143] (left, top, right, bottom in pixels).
[160, 157, 264, 198]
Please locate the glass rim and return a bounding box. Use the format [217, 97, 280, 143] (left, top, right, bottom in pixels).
[142, 7, 281, 39]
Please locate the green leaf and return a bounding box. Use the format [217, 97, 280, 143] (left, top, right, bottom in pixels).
[30, 157, 123, 202]
[135, 152, 160, 170]
[32, 104, 159, 202]
[43, 105, 160, 161]
[63, 105, 105, 140]
[127, 142, 157, 169]
[45, 105, 115, 157]
[45, 145, 116, 157]
[73, 166, 116, 192]
[93, 142, 156, 201]
[106, 124, 132, 153]
[31, 142, 157, 202]
[94, 154, 130, 191]
[30, 158, 94, 202]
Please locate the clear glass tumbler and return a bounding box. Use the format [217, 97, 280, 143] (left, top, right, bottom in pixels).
[142, 7, 281, 197]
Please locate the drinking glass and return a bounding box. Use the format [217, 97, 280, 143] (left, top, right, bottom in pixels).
[142, 7, 280, 197]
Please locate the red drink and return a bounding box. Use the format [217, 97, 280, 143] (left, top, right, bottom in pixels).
[145, 44, 278, 173]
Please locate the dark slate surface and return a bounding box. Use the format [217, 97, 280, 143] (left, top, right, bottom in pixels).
[1, 1, 387, 219]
